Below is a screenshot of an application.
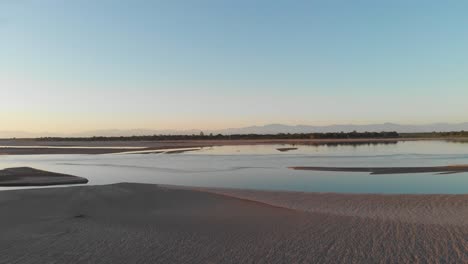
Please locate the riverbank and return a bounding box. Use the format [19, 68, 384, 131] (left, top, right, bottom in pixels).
[1, 137, 464, 155]
[0, 183, 466, 263]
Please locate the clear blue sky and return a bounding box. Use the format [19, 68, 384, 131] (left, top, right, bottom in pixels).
[1, 0, 468, 133]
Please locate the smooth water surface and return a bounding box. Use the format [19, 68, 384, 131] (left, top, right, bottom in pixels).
[1, 141, 468, 194]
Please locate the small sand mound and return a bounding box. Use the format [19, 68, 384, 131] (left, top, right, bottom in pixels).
[0, 167, 88, 186]
[290, 165, 468, 174]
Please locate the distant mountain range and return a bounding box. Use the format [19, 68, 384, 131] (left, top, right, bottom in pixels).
[219, 122, 468, 135]
[2, 122, 468, 138]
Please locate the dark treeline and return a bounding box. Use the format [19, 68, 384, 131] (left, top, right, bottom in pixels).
[314, 141, 398, 147]
[310, 131, 399, 139]
[36, 131, 400, 141]
[401, 131, 468, 138]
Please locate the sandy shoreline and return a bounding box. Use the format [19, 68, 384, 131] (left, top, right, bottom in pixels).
[0, 137, 455, 155]
[290, 165, 468, 175]
[0, 183, 466, 263]
[196, 186, 468, 225]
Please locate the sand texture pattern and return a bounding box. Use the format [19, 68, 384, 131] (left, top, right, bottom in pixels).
[0, 183, 466, 263]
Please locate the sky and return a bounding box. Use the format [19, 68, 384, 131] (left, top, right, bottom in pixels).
[1, 0, 468, 134]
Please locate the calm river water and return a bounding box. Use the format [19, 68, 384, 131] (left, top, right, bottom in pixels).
[1, 140, 468, 194]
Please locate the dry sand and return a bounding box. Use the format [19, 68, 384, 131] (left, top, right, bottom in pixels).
[0, 183, 466, 263]
[0, 167, 88, 187]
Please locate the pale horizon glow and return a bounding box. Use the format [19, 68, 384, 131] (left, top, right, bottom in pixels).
[1, 1, 468, 134]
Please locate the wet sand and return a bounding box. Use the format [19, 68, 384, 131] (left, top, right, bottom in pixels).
[0, 147, 145, 155]
[0, 183, 466, 263]
[290, 165, 468, 174]
[0, 167, 88, 186]
[276, 147, 298, 152]
[0, 145, 208, 155]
